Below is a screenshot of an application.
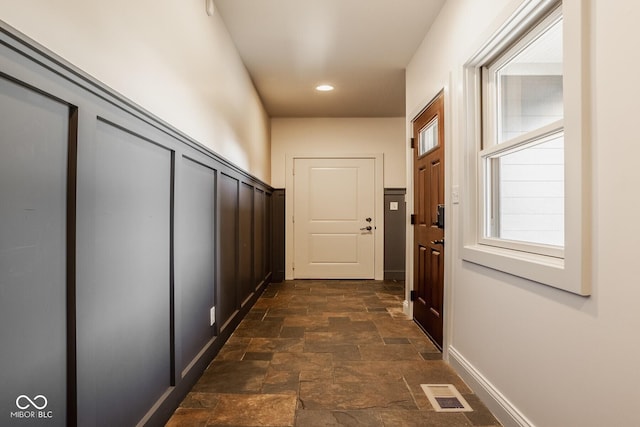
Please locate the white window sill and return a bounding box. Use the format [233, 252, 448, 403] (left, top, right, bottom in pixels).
[462, 243, 568, 290]
[461, 242, 590, 296]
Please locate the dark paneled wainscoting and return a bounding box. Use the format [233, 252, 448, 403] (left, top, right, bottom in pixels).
[271, 189, 286, 283]
[0, 23, 274, 427]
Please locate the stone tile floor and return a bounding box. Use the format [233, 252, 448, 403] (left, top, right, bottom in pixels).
[166, 280, 501, 426]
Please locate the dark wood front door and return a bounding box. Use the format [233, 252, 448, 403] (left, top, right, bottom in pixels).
[413, 91, 445, 349]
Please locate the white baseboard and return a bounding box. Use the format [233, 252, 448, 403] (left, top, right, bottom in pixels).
[402, 299, 410, 316]
[448, 346, 535, 427]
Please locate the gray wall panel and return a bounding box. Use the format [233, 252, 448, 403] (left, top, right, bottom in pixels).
[384, 189, 406, 280]
[254, 189, 265, 287]
[0, 76, 68, 426]
[218, 173, 238, 329]
[271, 190, 285, 283]
[77, 120, 172, 426]
[239, 183, 254, 305]
[265, 192, 272, 281]
[179, 157, 216, 372]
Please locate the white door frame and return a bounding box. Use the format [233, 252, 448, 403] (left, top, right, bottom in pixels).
[285, 153, 385, 280]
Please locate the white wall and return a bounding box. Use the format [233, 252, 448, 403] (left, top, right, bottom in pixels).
[0, 0, 271, 183]
[271, 118, 406, 188]
[407, 1, 640, 426]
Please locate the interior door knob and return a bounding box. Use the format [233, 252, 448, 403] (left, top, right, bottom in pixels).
[360, 226, 373, 231]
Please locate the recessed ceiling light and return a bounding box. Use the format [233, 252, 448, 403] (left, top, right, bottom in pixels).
[315, 84, 334, 92]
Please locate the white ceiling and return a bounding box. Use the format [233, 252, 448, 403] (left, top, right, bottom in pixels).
[213, 0, 446, 117]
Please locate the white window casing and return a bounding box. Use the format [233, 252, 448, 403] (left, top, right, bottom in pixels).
[461, 0, 591, 295]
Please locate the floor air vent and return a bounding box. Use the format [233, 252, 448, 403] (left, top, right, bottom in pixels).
[420, 384, 473, 412]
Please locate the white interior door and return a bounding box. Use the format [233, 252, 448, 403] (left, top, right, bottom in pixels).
[293, 157, 376, 278]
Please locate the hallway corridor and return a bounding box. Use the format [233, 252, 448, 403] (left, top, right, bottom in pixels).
[166, 280, 500, 426]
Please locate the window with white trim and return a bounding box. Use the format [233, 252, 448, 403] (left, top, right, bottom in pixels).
[481, 7, 564, 258]
[462, 0, 590, 296]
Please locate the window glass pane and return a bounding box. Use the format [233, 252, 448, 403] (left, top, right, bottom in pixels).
[486, 132, 564, 247]
[418, 118, 438, 156]
[497, 19, 563, 143]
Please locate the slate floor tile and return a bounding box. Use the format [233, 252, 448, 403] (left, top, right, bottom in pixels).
[167, 280, 500, 427]
[165, 408, 211, 427]
[358, 344, 422, 361]
[294, 409, 383, 426]
[299, 381, 417, 410]
[378, 410, 474, 427]
[191, 360, 269, 393]
[208, 393, 296, 426]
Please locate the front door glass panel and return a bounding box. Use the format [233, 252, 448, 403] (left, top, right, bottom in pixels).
[418, 118, 438, 157]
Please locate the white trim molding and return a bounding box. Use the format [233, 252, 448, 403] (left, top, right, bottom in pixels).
[449, 346, 535, 427]
[402, 299, 410, 316]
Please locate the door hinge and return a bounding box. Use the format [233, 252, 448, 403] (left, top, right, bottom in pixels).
[410, 137, 415, 149]
[410, 290, 416, 301]
[410, 214, 416, 225]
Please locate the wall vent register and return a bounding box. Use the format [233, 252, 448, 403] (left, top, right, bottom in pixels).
[420, 384, 473, 412]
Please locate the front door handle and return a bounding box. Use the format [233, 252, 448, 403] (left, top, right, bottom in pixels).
[431, 239, 444, 245]
[360, 226, 373, 231]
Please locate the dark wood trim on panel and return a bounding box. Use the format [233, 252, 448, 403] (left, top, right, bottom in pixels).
[233, 177, 241, 320]
[66, 106, 79, 427]
[1, 70, 82, 427]
[271, 189, 286, 283]
[213, 169, 221, 338]
[241, 181, 255, 308]
[217, 172, 242, 334]
[169, 151, 177, 387]
[213, 169, 219, 338]
[96, 115, 174, 152]
[0, 70, 72, 106]
[254, 187, 264, 291]
[265, 191, 273, 285]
